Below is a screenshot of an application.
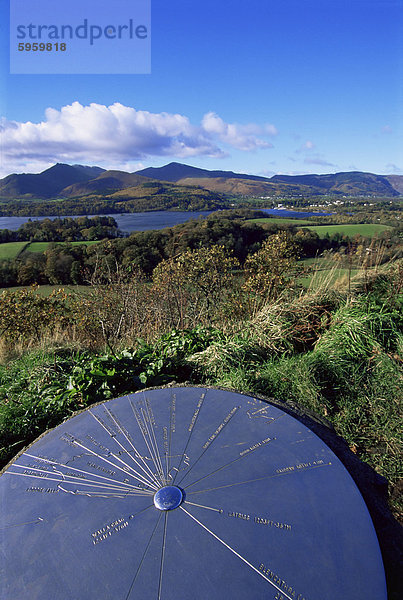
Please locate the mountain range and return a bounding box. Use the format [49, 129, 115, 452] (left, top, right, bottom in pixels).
[0, 162, 401, 200]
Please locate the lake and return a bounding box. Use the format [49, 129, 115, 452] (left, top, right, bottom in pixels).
[0, 208, 332, 234]
[262, 208, 333, 218]
[0, 211, 212, 234]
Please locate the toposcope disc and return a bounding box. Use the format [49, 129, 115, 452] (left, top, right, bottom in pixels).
[0, 387, 386, 599]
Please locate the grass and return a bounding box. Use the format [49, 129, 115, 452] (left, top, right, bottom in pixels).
[299, 267, 360, 288]
[298, 256, 358, 288]
[0, 241, 29, 260]
[188, 293, 403, 514]
[301, 223, 393, 238]
[0, 240, 100, 260]
[297, 255, 393, 289]
[248, 221, 394, 239]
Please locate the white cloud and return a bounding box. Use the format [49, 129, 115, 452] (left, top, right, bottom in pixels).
[201, 111, 276, 151]
[0, 102, 277, 176]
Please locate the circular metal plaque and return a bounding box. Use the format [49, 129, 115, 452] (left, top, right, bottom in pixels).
[0, 387, 386, 599]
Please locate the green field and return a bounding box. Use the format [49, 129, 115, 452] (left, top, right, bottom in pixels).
[301, 223, 392, 238]
[0, 240, 101, 260]
[0, 241, 29, 260]
[299, 267, 360, 288]
[249, 219, 393, 238]
[298, 256, 366, 288]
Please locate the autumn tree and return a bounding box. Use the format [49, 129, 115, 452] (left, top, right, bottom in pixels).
[152, 245, 239, 328]
[242, 231, 298, 314]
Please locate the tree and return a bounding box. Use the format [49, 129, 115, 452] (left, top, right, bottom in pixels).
[152, 245, 239, 328]
[242, 231, 298, 314]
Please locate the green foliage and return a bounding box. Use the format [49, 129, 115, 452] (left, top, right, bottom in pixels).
[153, 245, 239, 326]
[135, 327, 220, 386]
[242, 231, 299, 312]
[0, 286, 71, 343]
[0, 351, 79, 466]
[25, 241, 99, 253]
[0, 216, 120, 244]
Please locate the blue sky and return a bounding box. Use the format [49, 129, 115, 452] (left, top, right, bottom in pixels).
[0, 0, 402, 178]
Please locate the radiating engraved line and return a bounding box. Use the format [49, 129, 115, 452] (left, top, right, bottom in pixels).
[88, 410, 117, 437]
[177, 406, 240, 487]
[157, 511, 169, 600]
[58, 487, 151, 498]
[131, 400, 162, 483]
[163, 427, 169, 484]
[58, 486, 151, 498]
[142, 398, 164, 481]
[147, 407, 166, 485]
[74, 436, 159, 490]
[182, 437, 275, 491]
[22, 454, 145, 490]
[185, 501, 223, 513]
[0, 517, 44, 530]
[89, 410, 158, 489]
[60, 436, 159, 490]
[167, 393, 176, 481]
[172, 391, 206, 485]
[180, 506, 294, 600]
[8, 465, 142, 490]
[131, 503, 155, 519]
[104, 406, 161, 488]
[125, 512, 163, 600]
[144, 398, 166, 485]
[140, 399, 163, 480]
[140, 405, 164, 485]
[187, 462, 333, 495]
[131, 400, 165, 487]
[6, 470, 153, 494]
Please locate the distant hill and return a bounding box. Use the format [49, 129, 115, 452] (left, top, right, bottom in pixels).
[137, 163, 401, 197]
[71, 165, 105, 179]
[61, 170, 151, 197]
[270, 171, 400, 197]
[0, 163, 105, 199]
[136, 162, 269, 183]
[385, 175, 403, 195]
[0, 162, 401, 202]
[177, 177, 315, 197]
